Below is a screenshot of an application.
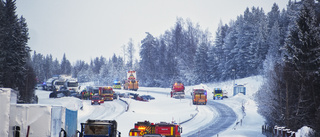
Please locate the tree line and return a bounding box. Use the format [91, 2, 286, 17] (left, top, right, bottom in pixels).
[0, 0, 36, 103]
[255, 0, 320, 136]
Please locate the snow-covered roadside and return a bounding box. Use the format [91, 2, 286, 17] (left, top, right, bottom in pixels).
[203, 76, 266, 137]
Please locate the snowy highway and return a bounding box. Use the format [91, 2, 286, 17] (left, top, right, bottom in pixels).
[36, 76, 266, 137]
[185, 101, 237, 137]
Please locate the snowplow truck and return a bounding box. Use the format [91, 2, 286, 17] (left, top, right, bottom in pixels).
[123, 70, 139, 91]
[129, 121, 182, 137]
[213, 88, 223, 100]
[79, 119, 121, 137]
[192, 88, 207, 105]
[170, 82, 185, 98]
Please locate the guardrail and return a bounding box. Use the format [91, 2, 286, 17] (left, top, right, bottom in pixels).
[262, 125, 296, 137]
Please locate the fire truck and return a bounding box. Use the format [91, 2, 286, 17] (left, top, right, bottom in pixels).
[129, 121, 182, 137]
[123, 71, 139, 91]
[170, 81, 185, 98]
[99, 86, 114, 101]
[191, 88, 207, 105]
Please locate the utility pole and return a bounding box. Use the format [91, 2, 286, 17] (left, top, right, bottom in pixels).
[232, 69, 235, 86]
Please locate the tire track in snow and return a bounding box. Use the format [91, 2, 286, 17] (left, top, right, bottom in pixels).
[186, 100, 237, 137]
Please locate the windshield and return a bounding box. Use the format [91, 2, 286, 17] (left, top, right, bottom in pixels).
[55, 81, 64, 85]
[194, 89, 206, 93]
[215, 90, 222, 93]
[102, 89, 113, 94]
[67, 82, 78, 87]
[92, 96, 99, 100]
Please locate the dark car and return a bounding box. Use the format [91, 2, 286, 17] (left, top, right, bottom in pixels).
[140, 95, 155, 100]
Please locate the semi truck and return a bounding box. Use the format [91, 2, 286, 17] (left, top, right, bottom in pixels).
[79, 119, 121, 137]
[192, 88, 207, 105]
[129, 121, 182, 137]
[170, 81, 185, 98]
[123, 70, 139, 91]
[65, 78, 79, 92]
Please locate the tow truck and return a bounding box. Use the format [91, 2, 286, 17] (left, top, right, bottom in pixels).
[129, 121, 182, 137]
[191, 88, 207, 105]
[170, 81, 185, 98]
[79, 119, 121, 137]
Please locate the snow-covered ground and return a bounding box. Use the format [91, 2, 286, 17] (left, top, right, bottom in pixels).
[35, 76, 269, 137]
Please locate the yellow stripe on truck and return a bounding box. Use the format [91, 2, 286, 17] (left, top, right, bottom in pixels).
[171, 127, 173, 135]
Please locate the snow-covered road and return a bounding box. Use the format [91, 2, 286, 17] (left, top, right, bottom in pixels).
[36, 76, 267, 137]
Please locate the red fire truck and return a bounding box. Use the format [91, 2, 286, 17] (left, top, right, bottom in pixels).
[170, 81, 185, 98]
[129, 121, 182, 137]
[99, 86, 114, 101]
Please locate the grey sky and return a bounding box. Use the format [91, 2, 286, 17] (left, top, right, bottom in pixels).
[16, 0, 289, 64]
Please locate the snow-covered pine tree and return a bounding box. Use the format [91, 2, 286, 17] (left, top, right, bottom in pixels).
[193, 42, 209, 84]
[283, 0, 320, 133]
[60, 53, 72, 75]
[139, 32, 158, 86]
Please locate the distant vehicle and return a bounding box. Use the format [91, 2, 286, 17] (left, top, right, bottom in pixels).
[45, 77, 58, 91]
[123, 70, 139, 91]
[113, 80, 121, 89]
[91, 95, 104, 105]
[65, 78, 79, 92]
[53, 78, 66, 91]
[99, 86, 114, 101]
[79, 119, 121, 137]
[140, 95, 155, 100]
[192, 88, 207, 105]
[170, 81, 185, 98]
[213, 88, 223, 100]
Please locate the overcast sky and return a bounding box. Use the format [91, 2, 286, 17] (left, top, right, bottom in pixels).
[16, 0, 289, 64]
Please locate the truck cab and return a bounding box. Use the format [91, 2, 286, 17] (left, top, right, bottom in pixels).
[80, 119, 120, 137]
[192, 89, 207, 105]
[170, 81, 185, 98]
[99, 86, 114, 101]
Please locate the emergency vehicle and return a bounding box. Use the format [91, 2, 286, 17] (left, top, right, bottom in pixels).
[129, 121, 182, 137]
[213, 88, 223, 100]
[99, 86, 114, 101]
[191, 88, 207, 105]
[113, 80, 121, 89]
[170, 81, 185, 98]
[123, 70, 139, 91]
[91, 95, 104, 105]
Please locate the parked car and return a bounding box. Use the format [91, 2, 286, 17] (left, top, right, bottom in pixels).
[140, 95, 155, 100]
